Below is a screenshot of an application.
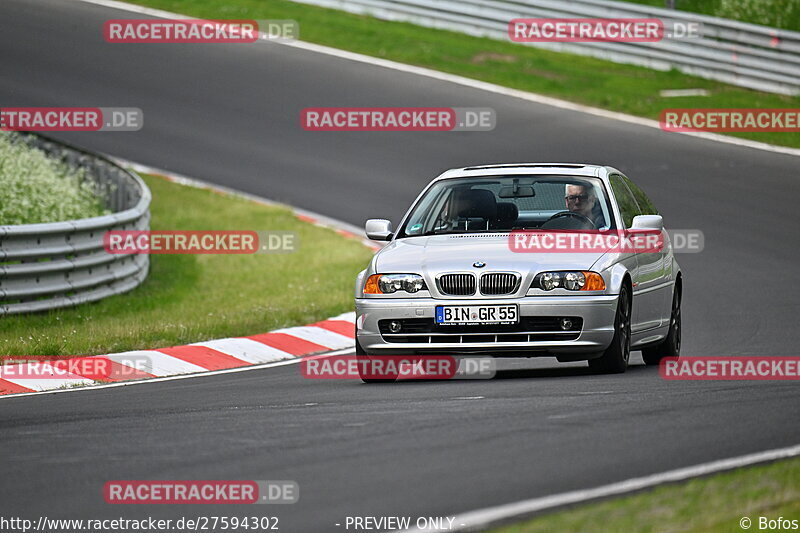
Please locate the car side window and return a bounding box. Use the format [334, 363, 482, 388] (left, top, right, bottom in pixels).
[610, 175, 640, 228]
[621, 175, 659, 216]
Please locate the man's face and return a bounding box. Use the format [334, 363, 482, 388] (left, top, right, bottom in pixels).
[565, 185, 596, 218]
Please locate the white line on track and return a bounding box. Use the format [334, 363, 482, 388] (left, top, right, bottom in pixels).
[546, 413, 579, 419]
[397, 443, 800, 532]
[74, 0, 800, 158]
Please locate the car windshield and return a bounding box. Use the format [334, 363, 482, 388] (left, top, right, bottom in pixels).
[397, 175, 615, 238]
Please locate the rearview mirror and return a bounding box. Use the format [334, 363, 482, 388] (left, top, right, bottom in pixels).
[365, 219, 393, 241]
[498, 185, 535, 198]
[631, 215, 663, 231]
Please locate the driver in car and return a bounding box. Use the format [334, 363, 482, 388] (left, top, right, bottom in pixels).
[565, 184, 604, 228]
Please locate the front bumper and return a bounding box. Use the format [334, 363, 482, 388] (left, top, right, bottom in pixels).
[355, 295, 618, 356]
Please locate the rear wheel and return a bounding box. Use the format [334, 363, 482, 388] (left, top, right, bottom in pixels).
[642, 286, 681, 365]
[356, 333, 397, 384]
[589, 283, 631, 374]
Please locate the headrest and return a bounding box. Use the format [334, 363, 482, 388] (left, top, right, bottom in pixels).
[452, 189, 497, 220]
[496, 202, 519, 225]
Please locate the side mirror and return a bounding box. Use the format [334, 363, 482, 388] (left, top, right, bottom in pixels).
[631, 215, 663, 231]
[365, 219, 393, 241]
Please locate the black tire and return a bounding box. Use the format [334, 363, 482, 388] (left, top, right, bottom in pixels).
[642, 286, 681, 365]
[355, 333, 397, 384]
[589, 283, 631, 374]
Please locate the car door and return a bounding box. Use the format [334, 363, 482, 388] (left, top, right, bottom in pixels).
[608, 174, 644, 332]
[609, 174, 660, 332]
[610, 173, 668, 331]
[620, 174, 672, 327]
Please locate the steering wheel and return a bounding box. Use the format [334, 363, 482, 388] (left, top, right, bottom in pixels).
[542, 211, 597, 230]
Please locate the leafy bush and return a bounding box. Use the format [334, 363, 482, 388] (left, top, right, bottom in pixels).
[716, 0, 800, 31]
[0, 132, 108, 225]
[623, 0, 800, 31]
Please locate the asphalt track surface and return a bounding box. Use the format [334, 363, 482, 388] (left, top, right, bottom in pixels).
[1, 1, 799, 531]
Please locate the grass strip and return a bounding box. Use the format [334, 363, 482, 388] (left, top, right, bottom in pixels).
[489, 456, 800, 533]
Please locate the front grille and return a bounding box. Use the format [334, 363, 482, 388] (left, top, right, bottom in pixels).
[437, 273, 476, 296]
[378, 317, 582, 344]
[382, 332, 580, 344]
[480, 273, 519, 295]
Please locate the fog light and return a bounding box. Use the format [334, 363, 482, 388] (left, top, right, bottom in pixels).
[389, 320, 402, 333]
[560, 318, 573, 330]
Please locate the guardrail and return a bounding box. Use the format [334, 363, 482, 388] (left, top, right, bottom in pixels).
[292, 0, 800, 95]
[0, 134, 151, 315]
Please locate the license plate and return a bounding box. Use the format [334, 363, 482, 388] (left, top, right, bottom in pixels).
[435, 305, 519, 325]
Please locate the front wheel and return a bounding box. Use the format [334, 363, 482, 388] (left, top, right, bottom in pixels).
[355, 335, 397, 384]
[642, 287, 681, 365]
[589, 284, 631, 374]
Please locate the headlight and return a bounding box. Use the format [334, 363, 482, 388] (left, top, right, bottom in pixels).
[364, 274, 427, 294]
[563, 272, 585, 291]
[533, 271, 605, 291]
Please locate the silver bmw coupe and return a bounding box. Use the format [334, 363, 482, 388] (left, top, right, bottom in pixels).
[355, 164, 682, 380]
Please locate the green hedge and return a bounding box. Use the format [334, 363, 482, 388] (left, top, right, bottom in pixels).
[0, 132, 108, 225]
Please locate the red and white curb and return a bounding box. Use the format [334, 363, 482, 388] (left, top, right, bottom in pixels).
[0, 312, 355, 396]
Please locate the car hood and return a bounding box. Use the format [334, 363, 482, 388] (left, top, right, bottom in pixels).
[376, 234, 606, 276]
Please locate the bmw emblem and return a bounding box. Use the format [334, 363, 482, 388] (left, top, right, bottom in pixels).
[473, 261, 486, 268]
